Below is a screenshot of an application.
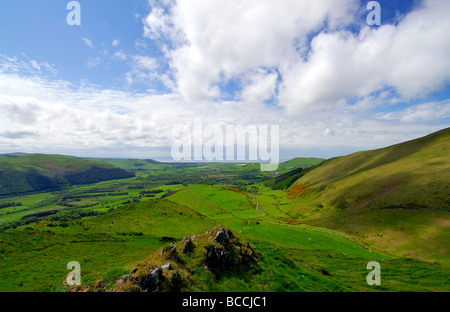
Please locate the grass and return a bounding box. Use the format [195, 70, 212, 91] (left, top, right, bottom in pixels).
[0, 198, 217, 291]
[290, 127, 450, 264]
[0, 140, 448, 292]
[0, 154, 114, 175]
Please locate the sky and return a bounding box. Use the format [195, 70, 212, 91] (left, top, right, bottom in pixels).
[0, 0, 449, 162]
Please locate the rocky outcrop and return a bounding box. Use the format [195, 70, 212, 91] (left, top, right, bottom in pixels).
[214, 228, 234, 246]
[139, 267, 163, 291]
[90, 226, 259, 292]
[204, 245, 233, 271]
[182, 237, 194, 254]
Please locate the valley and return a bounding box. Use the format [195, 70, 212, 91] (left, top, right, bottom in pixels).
[0, 129, 448, 292]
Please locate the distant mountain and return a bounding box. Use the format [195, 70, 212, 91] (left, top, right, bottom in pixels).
[0, 154, 134, 196]
[291, 127, 450, 263]
[0, 152, 29, 158]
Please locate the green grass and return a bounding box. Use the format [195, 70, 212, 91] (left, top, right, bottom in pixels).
[290, 127, 450, 264]
[0, 198, 217, 291]
[0, 143, 448, 292]
[0, 154, 114, 175]
[169, 185, 387, 258]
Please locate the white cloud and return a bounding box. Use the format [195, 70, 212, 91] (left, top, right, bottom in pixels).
[82, 37, 94, 49]
[132, 55, 158, 71]
[143, 0, 450, 115]
[240, 70, 279, 106]
[87, 57, 103, 69]
[0, 54, 57, 76]
[1, 1, 450, 159]
[0, 62, 446, 159]
[377, 100, 450, 123]
[144, 0, 359, 103]
[279, 0, 450, 114]
[113, 51, 128, 61]
[112, 39, 120, 47]
[125, 55, 160, 85]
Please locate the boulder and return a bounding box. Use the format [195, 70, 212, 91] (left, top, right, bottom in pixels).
[167, 244, 178, 261]
[118, 274, 133, 286]
[139, 268, 163, 291]
[214, 229, 234, 246]
[182, 237, 194, 254]
[204, 245, 232, 271]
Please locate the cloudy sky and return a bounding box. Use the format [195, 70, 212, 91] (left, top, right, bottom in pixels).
[0, 0, 449, 161]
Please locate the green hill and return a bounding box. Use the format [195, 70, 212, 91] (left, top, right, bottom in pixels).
[2, 190, 448, 292]
[290, 127, 450, 264]
[83, 158, 165, 171]
[277, 157, 324, 173]
[0, 154, 134, 196]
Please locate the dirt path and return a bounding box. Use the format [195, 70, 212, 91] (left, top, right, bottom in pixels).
[250, 194, 265, 218]
[182, 187, 372, 252]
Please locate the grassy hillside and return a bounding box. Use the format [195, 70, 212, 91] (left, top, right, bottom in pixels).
[2, 186, 448, 292]
[0, 150, 448, 292]
[289, 127, 450, 264]
[84, 158, 165, 171]
[0, 154, 134, 196]
[276, 157, 324, 173]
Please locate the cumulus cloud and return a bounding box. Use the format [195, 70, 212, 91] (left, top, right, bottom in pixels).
[279, 0, 450, 114]
[143, 0, 450, 114]
[1, 1, 449, 159]
[144, 0, 359, 103]
[240, 70, 279, 106]
[1, 59, 446, 159]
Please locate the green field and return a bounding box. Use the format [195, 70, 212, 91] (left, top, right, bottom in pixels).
[0, 140, 448, 292]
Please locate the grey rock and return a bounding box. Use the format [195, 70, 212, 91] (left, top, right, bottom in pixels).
[182, 237, 194, 254]
[139, 268, 163, 291]
[118, 274, 133, 286]
[214, 229, 234, 246]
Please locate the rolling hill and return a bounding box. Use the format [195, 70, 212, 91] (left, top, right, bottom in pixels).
[0, 154, 134, 196]
[290, 127, 450, 263]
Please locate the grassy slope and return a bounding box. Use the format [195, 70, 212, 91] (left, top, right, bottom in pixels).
[276, 157, 324, 173]
[84, 158, 165, 171]
[290, 127, 450, 264]
[0, 154, 134, 197]
[0, 154, 115, 176]
[0, 184, 448, 292]
[0, 199, 217, 291]
[1, 148, 448, 292]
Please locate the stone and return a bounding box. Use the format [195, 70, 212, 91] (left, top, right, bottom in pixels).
[118, 274, 133, 286]
[170, 271, 182, 292]
[214, 228, 234, 246]
[167, 244, 178, 261]
[139, 268, 163, 291]
[204, 246, 232, 271]
[182, 237, 194, 254]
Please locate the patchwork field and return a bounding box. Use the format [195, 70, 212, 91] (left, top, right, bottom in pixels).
[0, 138, 448, 292]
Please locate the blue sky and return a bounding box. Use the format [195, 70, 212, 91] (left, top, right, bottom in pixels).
[0, 0, 449, 161]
